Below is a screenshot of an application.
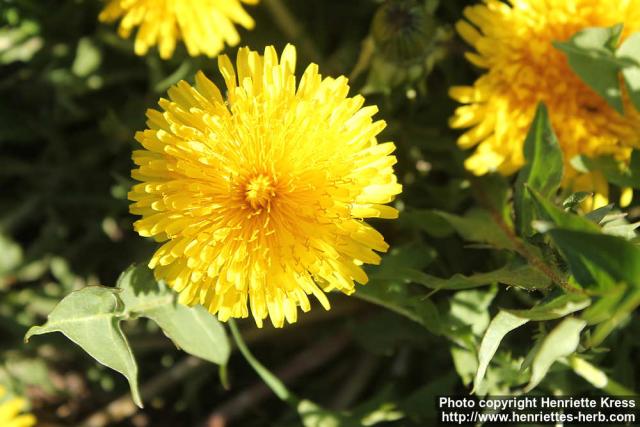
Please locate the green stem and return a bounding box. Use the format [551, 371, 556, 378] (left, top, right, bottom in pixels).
[228, 319, 298, 405]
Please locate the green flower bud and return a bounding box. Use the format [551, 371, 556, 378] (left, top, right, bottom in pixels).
[371, 0, 437, 64]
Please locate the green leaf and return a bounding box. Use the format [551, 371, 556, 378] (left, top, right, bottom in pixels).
[525, 317, 587, 392]
[548, 229, 640, 288]
[514, 103, 563, 236]
[372, 262, 550, 291]
[356, 279, 441, 334]
[24, 287, 142, 407]
[528, 187, 600, 233]
[400, 209, 454, 238]
[117, 265, 230, 365]
[298, 400, 351, 427]
[554, 25, 627, 113]
[617, 33, 640, 111]
[582, 284, 627, 325]
[451, 346, 478, 387]
[585, 204, 615, 224]
[360, 245, 441, 334]
[588, 288, 640, 347]
[448, 288, 496, 338]
[506, 292, 591, 321]
[600, 212, 640, 240]
[72, 37, 101, 78]
[435, 208, 515, 250]
[562, 191, 593, 211]
[474, 311, 529, 392]
[473, 173, 513, 223]
[520, 328, 545, 375]
[0, 233, 23, 277]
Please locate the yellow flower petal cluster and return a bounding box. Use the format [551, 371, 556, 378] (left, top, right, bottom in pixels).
[0, 386, 36, 427]
[129, 45, 402, 327]
[99, 0, 258, 59]
[450, 0, 640, 179]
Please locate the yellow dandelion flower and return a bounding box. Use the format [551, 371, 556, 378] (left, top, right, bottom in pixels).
[0, 386, 36, 427]
[129, 44, 402, 328]
[450, 0, 640, 179]
[99, 0, 258, 59]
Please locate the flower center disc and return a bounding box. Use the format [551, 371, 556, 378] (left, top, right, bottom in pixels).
[245, 174, 276, 210]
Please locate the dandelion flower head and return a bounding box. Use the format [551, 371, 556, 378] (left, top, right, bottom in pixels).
[99, 0, 258, 59]
[129, 45, 402, 327]
[450, 0, 640, 179]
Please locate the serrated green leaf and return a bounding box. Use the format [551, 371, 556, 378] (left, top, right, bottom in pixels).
[548, 229, 640, 288]
[435, 208, 515, 250]
[24, 287, 142, 407]
[617, 33, 640, 111]
[554, 26, 628, 113]
[372, 262, 550, 291]
[474, 311, 529, 392]
[515, 103, 563, 236]
[117, 265, 230, 365]
[525, 317, 587, 392]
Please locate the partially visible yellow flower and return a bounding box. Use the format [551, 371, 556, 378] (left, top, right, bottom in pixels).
[99, 0, 259, 59]
[450, 0, 640, 183]
[0, 386, 36, 427]
[129, 45, 402, 327]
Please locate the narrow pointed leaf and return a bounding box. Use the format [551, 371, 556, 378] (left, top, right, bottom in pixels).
[474, 311, 529, 391]
[372, 262, 550, 291]
[506, 293, 591, 321]
[514, 103, 563, 236]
